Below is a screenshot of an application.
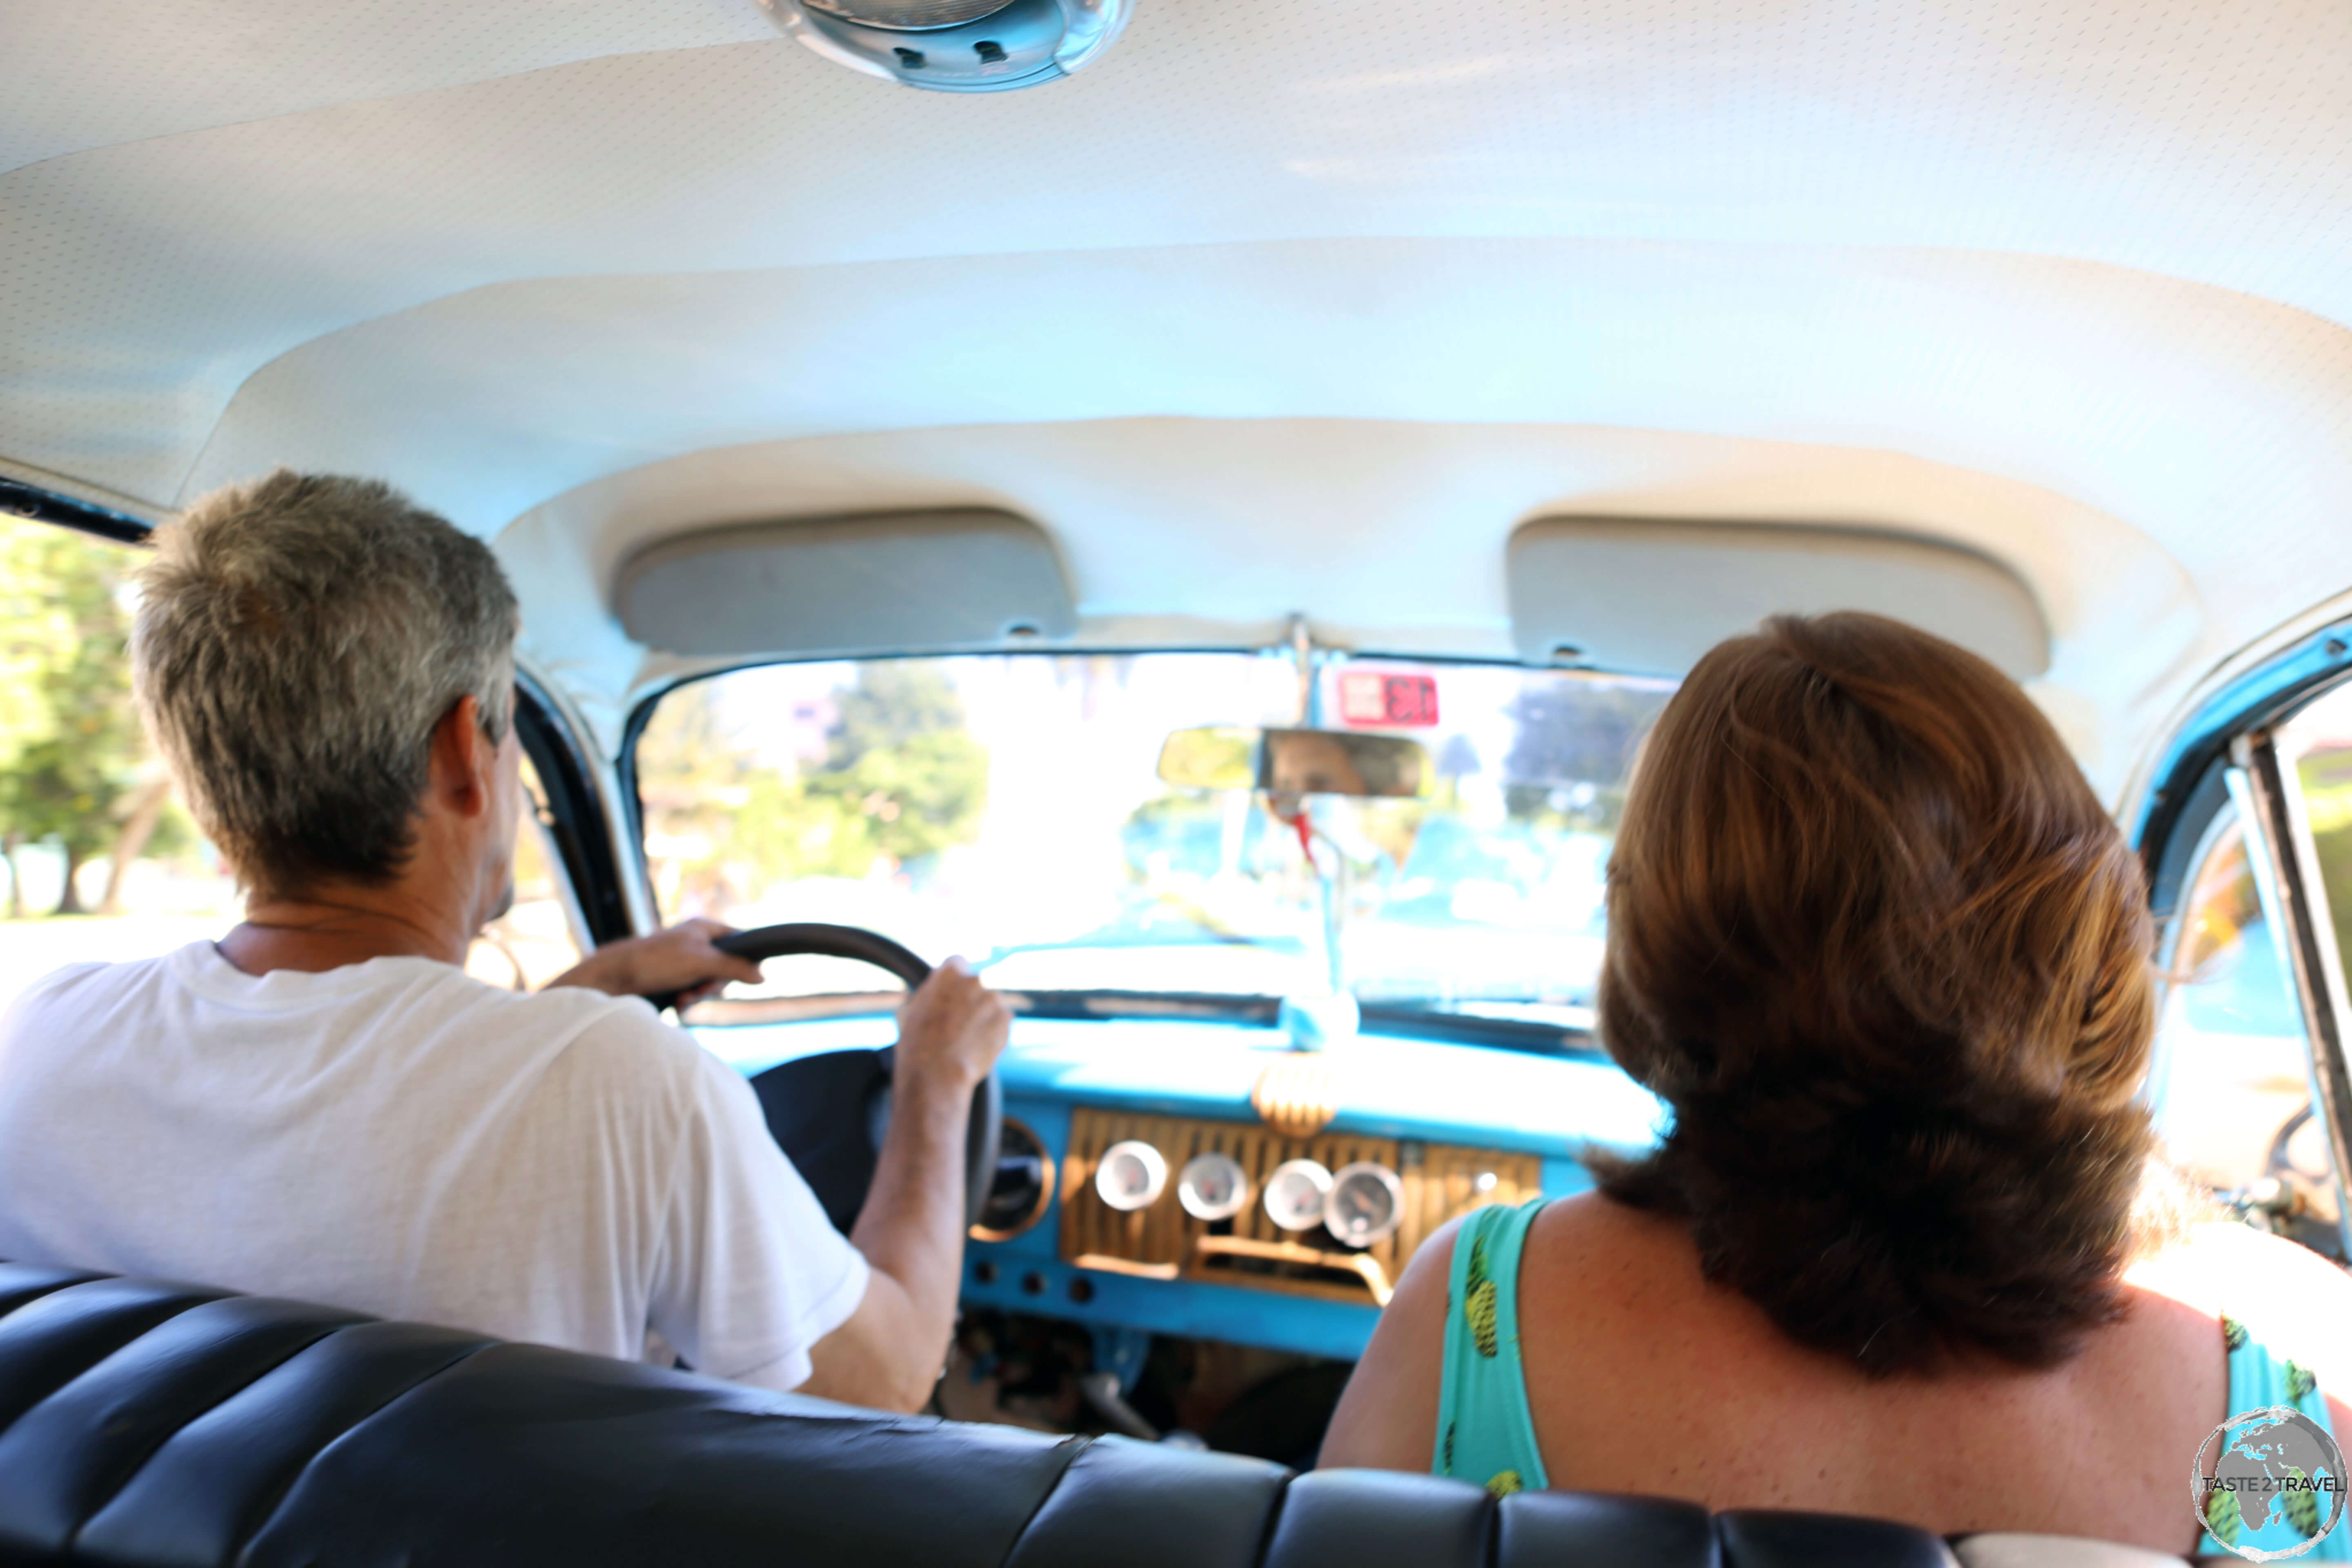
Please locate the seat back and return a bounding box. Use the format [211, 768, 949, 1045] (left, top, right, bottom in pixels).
[0, 1260, 1964, 1567]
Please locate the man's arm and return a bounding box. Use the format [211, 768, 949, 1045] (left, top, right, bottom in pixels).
[564, 924, 1006, 1412]
[543, 918, 763, 1004]
[800, 958, 1010, 1412]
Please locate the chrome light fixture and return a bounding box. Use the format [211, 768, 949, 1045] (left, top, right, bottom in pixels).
[757, 0, 1133, 92]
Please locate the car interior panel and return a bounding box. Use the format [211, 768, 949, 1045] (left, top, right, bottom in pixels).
[0, 1261, 1986, 1568]
[6, 0, 2352, 1562]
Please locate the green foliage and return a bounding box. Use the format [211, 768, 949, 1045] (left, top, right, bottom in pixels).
[1500, 678, 1665, 829]
[0, 517, 149, 911]
[828, 662, 968, 763]
[637, 662, 989, 911]
[808, 716, 988, 865]
[2295, 749, 2352, 972]
[148, 795, 198, 861]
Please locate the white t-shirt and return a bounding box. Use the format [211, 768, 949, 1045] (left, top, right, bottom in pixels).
[0, 942, 868, 1390]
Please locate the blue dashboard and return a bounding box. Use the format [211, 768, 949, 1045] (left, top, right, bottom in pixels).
[695, 1014, 1664, 1363]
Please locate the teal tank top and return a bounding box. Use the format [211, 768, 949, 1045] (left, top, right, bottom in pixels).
[1434, 1198, 2351, 1557]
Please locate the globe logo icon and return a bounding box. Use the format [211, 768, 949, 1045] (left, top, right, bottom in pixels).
[2195, 1405, 2348, 1561]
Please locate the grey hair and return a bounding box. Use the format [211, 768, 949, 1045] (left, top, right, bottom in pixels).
[131, 470, 519, 896]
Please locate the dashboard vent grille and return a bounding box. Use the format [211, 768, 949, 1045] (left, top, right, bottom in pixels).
[1059, 1107, 1542, 1306]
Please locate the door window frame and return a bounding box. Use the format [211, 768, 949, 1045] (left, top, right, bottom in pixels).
[2134, 613, 2352, 1261]
[2227, 728, 2352, 1257]
[514, 668, 637, 950]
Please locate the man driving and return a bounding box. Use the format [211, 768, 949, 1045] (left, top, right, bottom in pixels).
[0, 470, 1008, 1412]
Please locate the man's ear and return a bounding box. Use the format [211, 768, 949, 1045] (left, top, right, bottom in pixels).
[427, 695, 496, 819]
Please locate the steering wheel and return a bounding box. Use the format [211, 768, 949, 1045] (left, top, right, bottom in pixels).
[650, 922, 1003, 1234]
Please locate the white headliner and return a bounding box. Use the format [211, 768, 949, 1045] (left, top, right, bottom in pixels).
[6, 0, 2352, 799]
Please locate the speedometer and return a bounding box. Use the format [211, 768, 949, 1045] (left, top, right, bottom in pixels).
[1325, 1162, 1405, 1248]
[1262, 1158, 1333, 1231]
[1177, 1150, 1250, 1221]
[1094, 1140, 1168, 1212]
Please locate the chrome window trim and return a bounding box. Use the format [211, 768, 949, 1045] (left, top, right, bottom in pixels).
[2127, 611, 2352, 879]
[514, 660, 653, 944]
[2227, 737, 2352, 1260]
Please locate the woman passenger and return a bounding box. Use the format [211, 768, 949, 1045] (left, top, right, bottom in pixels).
[1322, 612, 2352, 1557]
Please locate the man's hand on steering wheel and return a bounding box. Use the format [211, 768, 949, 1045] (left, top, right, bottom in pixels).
[543, 918, 766, 1006]
[892, 957, 1012, 1100]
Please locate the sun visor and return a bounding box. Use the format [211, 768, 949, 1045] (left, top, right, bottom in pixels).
[614, 510, 1076, 658]
[1506, 519, 2050, 680]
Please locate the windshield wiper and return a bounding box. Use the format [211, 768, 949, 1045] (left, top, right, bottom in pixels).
[1354, 1000, 1603, 1058]
[687, 987, 1604, 1058]
[1021, 991, 1606, 1058]
[1008, 989, 1283, 1024]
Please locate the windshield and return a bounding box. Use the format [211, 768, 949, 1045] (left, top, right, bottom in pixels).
[634, 652, 1672, 1013]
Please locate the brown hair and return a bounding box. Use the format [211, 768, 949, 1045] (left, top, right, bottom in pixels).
[1593, 612, 2156, 1375]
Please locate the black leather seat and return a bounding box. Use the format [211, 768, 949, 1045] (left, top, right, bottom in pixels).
[0, 1259, 1959, 1567]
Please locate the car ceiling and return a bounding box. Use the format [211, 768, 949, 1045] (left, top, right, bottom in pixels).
[5, 0, 2351, 800]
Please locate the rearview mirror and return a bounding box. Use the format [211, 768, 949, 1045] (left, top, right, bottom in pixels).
[1156, 727, 1432, 798]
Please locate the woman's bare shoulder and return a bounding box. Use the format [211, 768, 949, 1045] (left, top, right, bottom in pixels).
[1323, 1192, 1706, 1473]
[1523, 1189, 1709, 1300]
[1318, 1212, 1462, 1472]
[2128, 1222, 2352, 1384]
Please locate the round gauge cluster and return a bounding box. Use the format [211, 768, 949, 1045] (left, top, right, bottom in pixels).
[1263, 1159, 1405, 1247]
[1323, 1162, 1406, 1249]
[971, 1118, 1054, 1241]
[1094, 1140, 1167, 1211]
[1090, 1140, 1406, 1249]
[1261, 1158, 1332, 1232]
[1177, 1151, 1249, 1221]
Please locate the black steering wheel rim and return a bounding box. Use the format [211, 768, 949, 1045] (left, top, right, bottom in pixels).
[717, 922, 935, 991]
[651, 922, 1003, 1232]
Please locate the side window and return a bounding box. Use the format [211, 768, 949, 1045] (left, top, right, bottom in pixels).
[464, 755, 587, 991]
[0, 515, 241, 1017]
[2149, 803, 2341, 1250]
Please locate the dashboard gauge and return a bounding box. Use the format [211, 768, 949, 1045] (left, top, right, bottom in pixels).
[1324, 1162, 1406, 1249]
[1094, 1140, 1168, 1212]
[1177, 1151, 1250, 1221]
[1262, 1158, 1334, 1232]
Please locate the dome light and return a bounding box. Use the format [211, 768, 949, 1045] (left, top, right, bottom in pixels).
[757, 0, 1134, 93]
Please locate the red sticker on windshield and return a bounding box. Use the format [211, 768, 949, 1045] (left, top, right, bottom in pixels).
[1338, 672, 1439, 728]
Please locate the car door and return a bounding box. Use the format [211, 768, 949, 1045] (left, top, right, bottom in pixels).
[2148, 673, 2352, 1263]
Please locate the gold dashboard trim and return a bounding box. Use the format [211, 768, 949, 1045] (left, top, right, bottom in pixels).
[1251, 1053, 1342, 1137]
[1071, 1253, 1182, 1280]
[1058, 1107, 1542, 1306]
[1191, 1235, 1396, 1305]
